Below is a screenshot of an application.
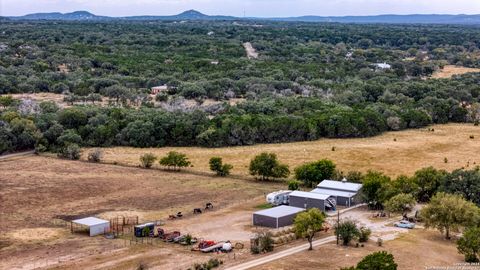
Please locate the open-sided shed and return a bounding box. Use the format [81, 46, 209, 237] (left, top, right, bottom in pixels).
[71, 217, 110, 236]
[253, 205, 305, 228]
[288, 191, 336, 211]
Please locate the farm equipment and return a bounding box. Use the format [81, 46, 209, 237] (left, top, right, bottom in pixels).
[157, 228, 181, 241]
[165, 231, 181, 242]
[372, 212, 387, 218]
[193, 240, 231, 253]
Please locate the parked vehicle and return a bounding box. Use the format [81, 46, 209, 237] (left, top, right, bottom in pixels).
[394, 220, 415, 229]
[266, 190, 292, 206]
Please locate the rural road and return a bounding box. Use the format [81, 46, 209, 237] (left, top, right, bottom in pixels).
[0, 150, 35, 160]
[225, 236, 336, 270]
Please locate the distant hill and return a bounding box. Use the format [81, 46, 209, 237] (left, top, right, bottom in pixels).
[8, 10, 480, 24]
[14, 11, 109, 21]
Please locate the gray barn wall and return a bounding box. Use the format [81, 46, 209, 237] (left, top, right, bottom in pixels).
[289, 195, 325, 211]
[277, 213, 298, 227]
[253, 214, 277, 228]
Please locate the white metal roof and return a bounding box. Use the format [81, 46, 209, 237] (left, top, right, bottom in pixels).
[289, 190, 332, 200]
[72, 217, 109, 227]
[311, 188, 357, 198]
[317, 180, 362, 192]
[254, 205, 305, 218]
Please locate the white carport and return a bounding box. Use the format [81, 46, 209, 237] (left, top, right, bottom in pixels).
[71, 217, 110, 236]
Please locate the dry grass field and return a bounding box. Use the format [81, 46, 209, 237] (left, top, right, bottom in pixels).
[0, 155, 283, 270]
[258, 230, 463, 270]
[90, 124, 480, 178]
[431, 65, 480, 79]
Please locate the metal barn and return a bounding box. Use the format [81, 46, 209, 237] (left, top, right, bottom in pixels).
[253, 205, 305, 228]
[288, 191, 336, 211]
[313, 180, 363, 207]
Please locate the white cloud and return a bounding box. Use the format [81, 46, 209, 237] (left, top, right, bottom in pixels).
[1, 0, 479, 17]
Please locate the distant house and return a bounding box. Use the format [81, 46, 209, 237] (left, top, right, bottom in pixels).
[210, 60, 219, 65]
[374, 62, 391, 69]
[207, 31, 215, 36]
[151, 85, 168, 95]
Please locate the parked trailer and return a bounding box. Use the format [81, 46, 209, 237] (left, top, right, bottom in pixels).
[266, 190, 292, 206]
[134, 223, 155, 237]
[201, 242, 226, 253]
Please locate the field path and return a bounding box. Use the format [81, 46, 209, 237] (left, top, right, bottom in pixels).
[243, 42, 259, 59]
[0, 150, 34, 160]
[225, 236, 336, 270]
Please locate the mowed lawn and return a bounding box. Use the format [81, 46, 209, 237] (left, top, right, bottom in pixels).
[86, 124, 480, 178]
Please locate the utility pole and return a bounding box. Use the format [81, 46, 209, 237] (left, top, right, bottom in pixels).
[336, 209, 340, 245]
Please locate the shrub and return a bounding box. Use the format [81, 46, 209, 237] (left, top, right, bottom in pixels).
[356, 251, 397, 270]
[457, 227, 480, 262]
[209, 157, 233, 176]
[288, 180, 301, 190]
[251, 232, 274, 254]
[57, 143, 81, 160]
[87, 148, 103, 163]
[159, 151, 191, 171]
[358, 227, 372, 243]
[140, 153, 157, 168]
[334, 219, 360, 246]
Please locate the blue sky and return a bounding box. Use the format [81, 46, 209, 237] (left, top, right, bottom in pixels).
[1, 0, 480, 17]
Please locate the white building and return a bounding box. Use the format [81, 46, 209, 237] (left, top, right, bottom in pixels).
[71, 217, 110, 236]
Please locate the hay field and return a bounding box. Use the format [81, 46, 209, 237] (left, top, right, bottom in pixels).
[90, 124, 480, 178]
[431, 65, 480, 79]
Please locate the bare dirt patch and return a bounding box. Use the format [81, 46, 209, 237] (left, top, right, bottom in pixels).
[243, 42, 259, 59]
[92, 124, 480, 178]
[431, 65, 480, 79]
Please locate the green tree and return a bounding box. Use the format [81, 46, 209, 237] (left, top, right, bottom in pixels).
[249, 152, 290, 180]
[159, 151, 191, 171]
[384, 193, 416, 215]
[334, 219, 360, 246]
[421, 192, 479, 239]
[356, 251, 398, 270]
[361, 171, 392, 209]
[294, 208, 326, 250]
[209, 157, 233, 176]
[457, 227, 480, 262]
[294, 159, 336, 188]
[414, 167, 446, 202]
[440, 168, 480, 206]
[140, 153, 157, 168]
